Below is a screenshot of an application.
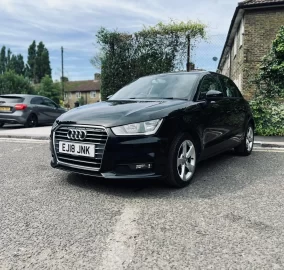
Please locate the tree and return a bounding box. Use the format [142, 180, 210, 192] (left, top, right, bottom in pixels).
[0, 46, 26, 76]
[256, 26, 284, 98]
[0, 46, 6, 74]
[27, 40, 37, 82]
[78, 96, 85, 106]
[0, 70, 34, 95]
[35, 42, 51, 83]
[6, 49, 12, 71]
[60, 76, 69, 82]
[6, 54, 25, 75]
[27, 41, 51, 83]
[94, 20, 207, 100]
[14, 54, 25, 76]
[38, 75, 60, 104]
[249, 26, 284, 136]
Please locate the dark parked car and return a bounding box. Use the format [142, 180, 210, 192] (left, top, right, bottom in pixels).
[50, 71, 255, 188]
[0, 94, 66, 128]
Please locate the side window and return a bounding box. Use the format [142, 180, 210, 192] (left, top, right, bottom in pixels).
[198, 75, 222, 100]
[218, 76, 241, 98]
[30, 97, 43, 105]
[43, 98, 57, 108]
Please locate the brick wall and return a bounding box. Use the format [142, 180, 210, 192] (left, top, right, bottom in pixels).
[230, 25, 245, 93]
[220, 20, 245, 95]
[243, 7, 284, 99]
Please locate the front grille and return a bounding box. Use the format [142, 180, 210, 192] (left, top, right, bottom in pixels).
[53, 125, 108, 171]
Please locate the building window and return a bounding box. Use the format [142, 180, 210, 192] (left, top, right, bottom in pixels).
[233, 37, 237, 57]
[234, 79, 239, 89]
[239, 19, 244, 48]
[69, 92, 72, 99]
[238, 73, 242, 91]
[76, 92, 81, 98]
[64, 93, 67, 99]
[90, 91, 96, 98]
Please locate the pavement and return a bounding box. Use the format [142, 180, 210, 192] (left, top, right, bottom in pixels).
[0, 125, 283, 148]
[0, 139, 284, 269]
[0, 124, 52, 140]
[254, 136, 284, 148]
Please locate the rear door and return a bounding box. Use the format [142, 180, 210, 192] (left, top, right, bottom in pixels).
[30, 97, 48, 123]
[218, 75, 247, 145]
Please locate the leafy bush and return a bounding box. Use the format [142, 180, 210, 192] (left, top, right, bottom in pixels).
[250, 98, 284, 136]
[78, 96, 85, 106]
[0, 70, 35, 94]
[250, 26, 284, 136]
[38, 75, 61, 104]
[256, 26, 284, 98]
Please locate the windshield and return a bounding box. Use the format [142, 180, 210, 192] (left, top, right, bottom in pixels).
[110, 73, 199, 100]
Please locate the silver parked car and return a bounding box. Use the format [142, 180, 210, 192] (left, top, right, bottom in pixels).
[0, 94, 66, 128]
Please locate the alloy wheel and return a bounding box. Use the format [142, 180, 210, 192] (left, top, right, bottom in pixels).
[27, 115, 37, 128]
[177, 140, 196, 182]
[246, 126, 254, 152]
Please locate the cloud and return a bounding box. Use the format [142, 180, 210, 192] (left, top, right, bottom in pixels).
[0, 0, 239, 80]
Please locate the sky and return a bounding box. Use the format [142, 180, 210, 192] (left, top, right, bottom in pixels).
[0, 0, 239, 81]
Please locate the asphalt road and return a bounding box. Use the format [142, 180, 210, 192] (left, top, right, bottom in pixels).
[1, 139, 284, 270]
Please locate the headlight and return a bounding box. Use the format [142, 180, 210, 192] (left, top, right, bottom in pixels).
[52, 120, 59, 130]
[112, 119, 163, 136]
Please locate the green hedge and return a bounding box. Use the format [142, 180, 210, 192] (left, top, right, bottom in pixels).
[250, 98, 284, 136]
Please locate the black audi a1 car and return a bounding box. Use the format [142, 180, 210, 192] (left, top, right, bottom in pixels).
[50, 71, 255, 188]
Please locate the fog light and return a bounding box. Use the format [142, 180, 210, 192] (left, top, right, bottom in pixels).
[135, 163, 152, 170]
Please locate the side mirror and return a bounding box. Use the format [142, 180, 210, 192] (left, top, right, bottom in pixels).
[107, 95, 113, 100]
[206, 90, 224, 101]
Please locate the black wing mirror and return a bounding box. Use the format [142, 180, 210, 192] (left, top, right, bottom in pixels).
[206, 90, 224, 101]
[107, 95, 113, 100]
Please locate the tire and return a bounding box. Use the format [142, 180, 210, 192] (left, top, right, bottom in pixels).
[25, 114, 38, 128]
[166, 133, 197, 188]
[0, 123, 4, 128]
[234, 123, 254, 156]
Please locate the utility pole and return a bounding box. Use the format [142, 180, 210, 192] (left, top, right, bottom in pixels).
[186, 36, 191, 72]
[61, 46, 64, 98]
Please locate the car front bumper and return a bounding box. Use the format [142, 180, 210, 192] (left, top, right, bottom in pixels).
[50, 127, 169, 179]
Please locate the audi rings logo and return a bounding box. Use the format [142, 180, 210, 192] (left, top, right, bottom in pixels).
[67, 129, 87, 141]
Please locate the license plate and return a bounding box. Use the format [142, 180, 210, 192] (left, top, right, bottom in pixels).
[59, 141, 95, 157]
[0, 107, 10, 112]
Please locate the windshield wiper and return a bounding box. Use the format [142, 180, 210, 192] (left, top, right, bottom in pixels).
[160, 97, 188, 100]
[127, 97, 188, 100]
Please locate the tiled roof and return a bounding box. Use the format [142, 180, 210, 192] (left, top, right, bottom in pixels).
[239, 0, 284, 6]
[65, 80, 101, 92]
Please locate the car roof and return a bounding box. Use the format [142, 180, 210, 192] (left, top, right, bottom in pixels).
[0, 94, 44, 98]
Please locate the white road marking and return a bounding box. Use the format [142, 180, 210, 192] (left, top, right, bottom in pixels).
[253, 148, 284, 153]
[100, 205, 139, 270]
[12, 148, 22, 152]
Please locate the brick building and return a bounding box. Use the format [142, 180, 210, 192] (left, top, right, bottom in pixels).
[218, 0, 284, 99]
[64, 74, 101, 108]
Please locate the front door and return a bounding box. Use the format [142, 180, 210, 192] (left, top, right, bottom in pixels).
[196, 75, 233, 159]
[218, 75, 247, 146]
[42, 98, 61, 122]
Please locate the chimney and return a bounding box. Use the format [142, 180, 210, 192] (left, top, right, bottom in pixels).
[94, 73, 101, 81]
